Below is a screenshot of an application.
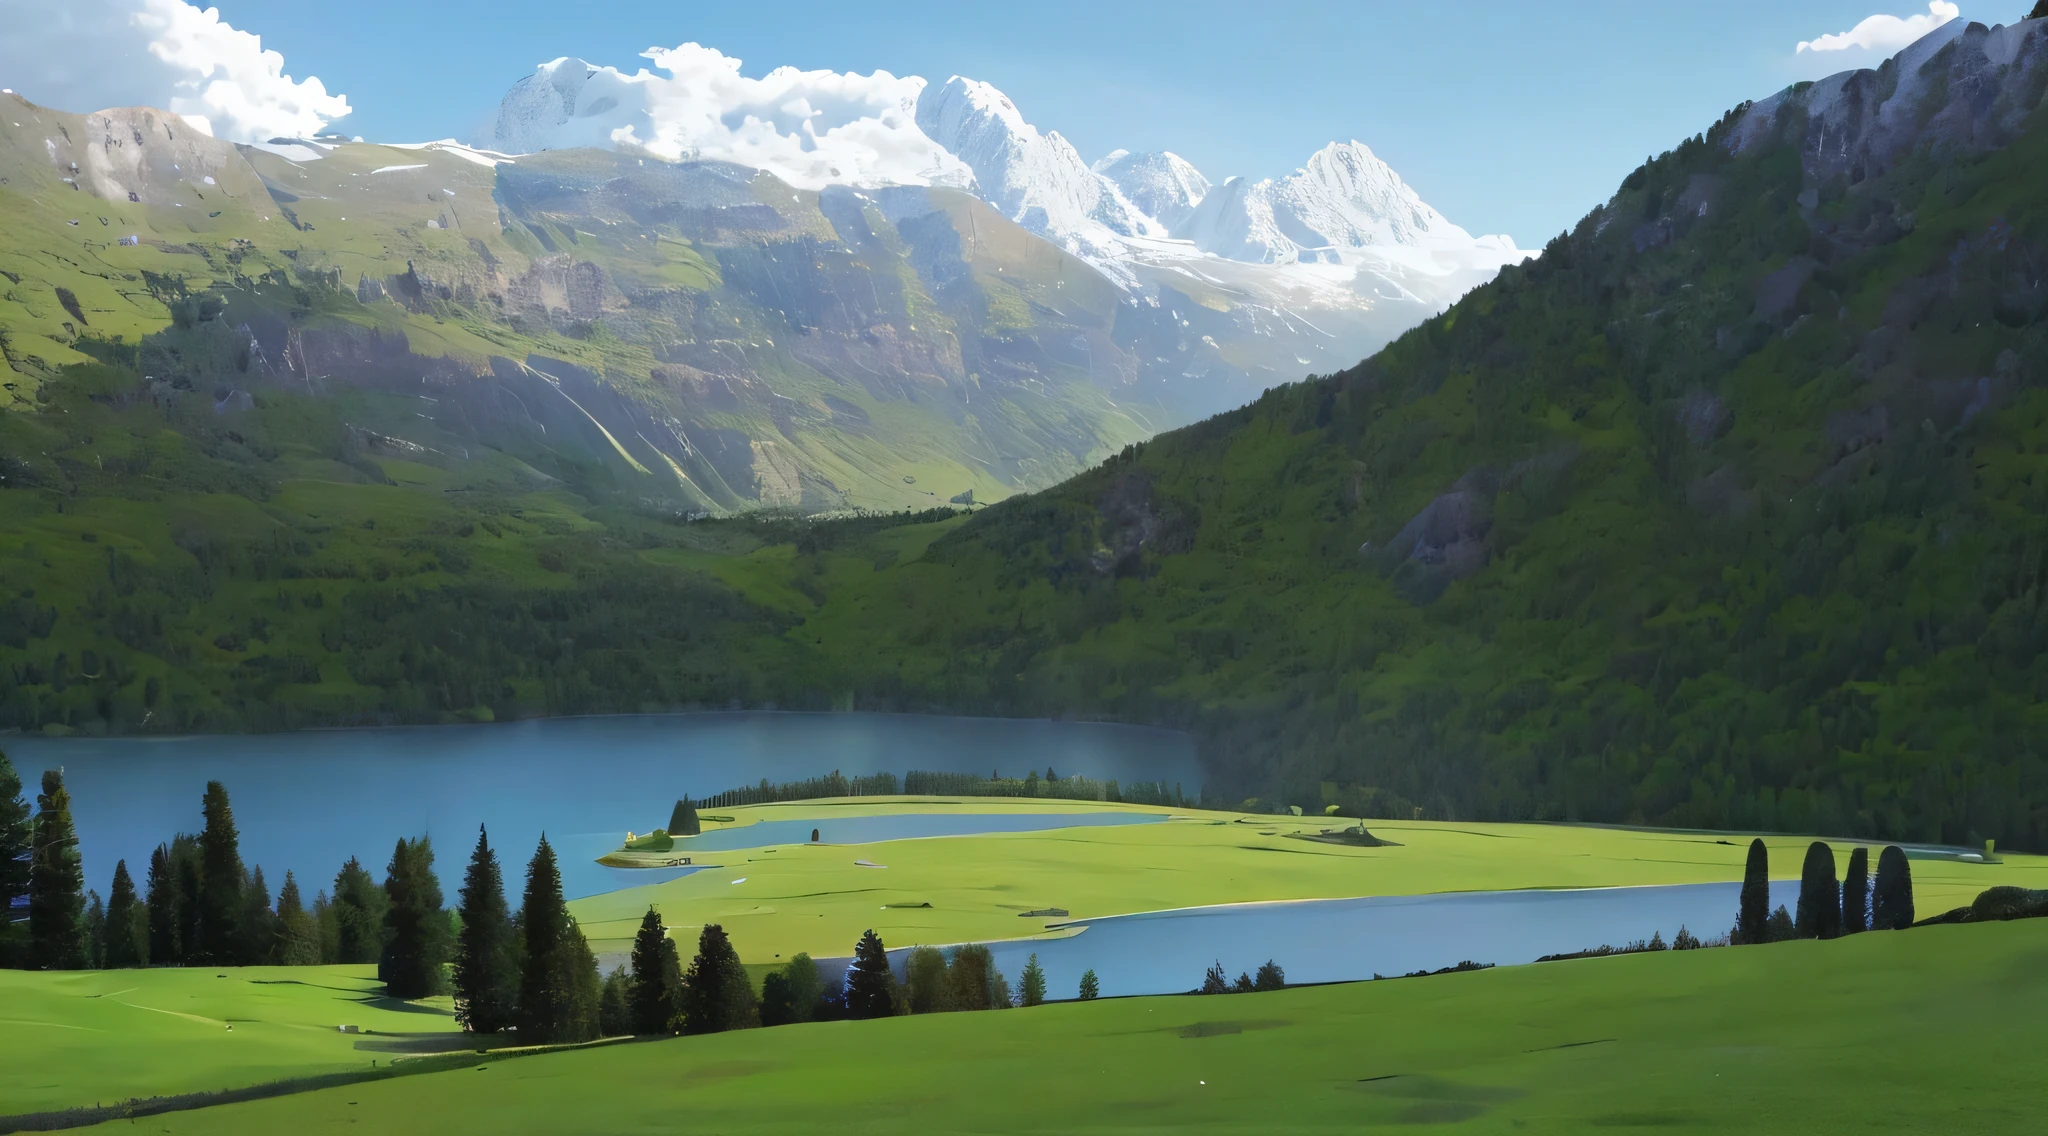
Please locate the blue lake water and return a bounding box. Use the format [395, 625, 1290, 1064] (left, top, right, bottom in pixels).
[3, 712, 1199, 901]
[819, 880, 1803, 1000]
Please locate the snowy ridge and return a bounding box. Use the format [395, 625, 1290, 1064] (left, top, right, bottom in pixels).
[1095, 149, 1210, 231]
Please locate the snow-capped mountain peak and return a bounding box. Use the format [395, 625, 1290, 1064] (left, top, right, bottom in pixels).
[1094, 149, 1211, 231]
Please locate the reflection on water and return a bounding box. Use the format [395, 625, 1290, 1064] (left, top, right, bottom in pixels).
[6, 712, 1199, 899]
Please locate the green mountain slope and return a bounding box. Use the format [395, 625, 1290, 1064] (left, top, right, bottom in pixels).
[762, 20, 2048, 848]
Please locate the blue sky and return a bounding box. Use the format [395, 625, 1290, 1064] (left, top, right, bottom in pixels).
[16, 1, 2037, 243]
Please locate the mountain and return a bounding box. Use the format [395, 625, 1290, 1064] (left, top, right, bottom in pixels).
[1094, 149, 1210, 231]
[737, 16, 2048, 849]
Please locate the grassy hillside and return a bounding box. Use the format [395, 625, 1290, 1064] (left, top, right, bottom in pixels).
[35, 919, 2048, 1134]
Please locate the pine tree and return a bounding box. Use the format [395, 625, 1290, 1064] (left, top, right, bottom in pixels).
[843, 929, 894, 1019]
[628, 907, 681, 1034]
[1795, 841, 1842, 940]
[1841, 846, 1870, 935]
[331, 856, 386, 965]
[668, 798, 701, 837]
[145, 844, 179, 965]
[311, 890, 339, 964]
[104, 859, 148, 968]
[238, 866, 276, 965]
[453, 826, 517, 1033]
[1872, 845, 1916, 930]
[171, 835, 202, 965]
[1765, 904, 1795, 943]
[904, 944, 951, 1014]
[0, 748, 30, 967]
[196, 781, 245, 966]
[681, 923, 756, 1033]
[599, 966, 632, 1036]
[1253, 960, 1285, 991]
[1019, 952, 1047, 1007]
[1232, 971, 1255, 993]
[1736, 838, 1770, 945]
[946, 944, 996, 1011]
[273, 871, 321, 965]
[84, 890, 106, 968]
[1078, 969, 1099, 1000]
[517, 835, 600, 1043]
[380, 837, 449, 998]
[27, 769, 86, 969]
[1200, 961, 1229, 994]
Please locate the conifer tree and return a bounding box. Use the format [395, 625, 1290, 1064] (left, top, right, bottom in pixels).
[1841, 846, 1870, 935]
[599, 966, 632, 1036]
[145, 844, 179, 965]
[312, 890, 339, 964]
[454, 826, 517, 1033]
[171, 835, 202, 965]
[628, 907, 681, 1034]
[1253, 960, 1286, 991]
[84, 890, 106, 969]
[668, 798, 701, 837]
[1078, 969, 1099, 1000]
[0, 749, 30, 967]
[1736, 838, 1770, 945]
[331, 856, 386, 965]
[947, 944, 996, 1011]
[1795, 841, 1842, 940]
[904, 944, 951, 1014]
[27, 769, 86, 969]
[1872, 845, 1916, 930]
[843, 929, 894, 1019]
[238, 866, 276, 965]
[196, 781, 245, 965]
[104, 859, 148, 968]
[1766, 904, 1795, 942]
[1200, 961, 1229, 994]
[1233, 971, 1256, 993]
[681, 923, 756, 1033]
[273, 871, 321, 965]
[518, 835, 600, 1043]
[381, 836, 449, 998]
[1019, 952, 1047, 1007]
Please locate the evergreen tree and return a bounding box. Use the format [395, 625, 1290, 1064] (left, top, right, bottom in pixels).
[760, 970, 796, 1027]
[628, 907, 682, 1034]
[171, 835, 202, 965]
[145, 844, 179, 965]
[1019, 952, 1047, 1007]
[989, 965, 1014, 1009]
[196, 781, 245, 966]
[84, 890, 106, 969]
[947, 944, 996, 1011]
[517, 836, 600, 1043]
[2033, 0, 2048, 21]
[843, 929, 894, 1019]
[668, 798, 701, 837]
[273, 871, 321, 965]
[1795, 841, 1842, 940]
[1765, 904, 1796, 943]
[1200, 961, 1229, 994]
[904, 944, 951, 1014]
[1233, 971, 1256, 993]
[311, 890, 339, 964]
[380, 836, 449, 998]
[104, 859, 148, 968]
[681, 923, 756, 1033]
[1078, 969, 1099, 1000]
[27, 769, 86, 970]
[331, 856, 386, 965]
[599, 966, 633, 1036]
[0, 749, 30, 967]
[237, 866, 276, 965]
[1872, 845, 1916, 930]
[1736, 838, 1770, 945]
[1841, 846, 1870, 935]
[775, 953, 822, 1024]
[453, 826, 517, 1033]
[1253, 960, 1286, 991]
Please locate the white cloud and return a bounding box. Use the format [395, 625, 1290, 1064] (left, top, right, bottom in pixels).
[488, 45, 972, 191]
[1797, 2, 1960, 54]
[0, 0, 349, 142]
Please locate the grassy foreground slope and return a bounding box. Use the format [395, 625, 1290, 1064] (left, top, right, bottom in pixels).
[0, 966, 463, 1115]
[65, 920, 2048, 1135]
[570, 801, 2048, 962]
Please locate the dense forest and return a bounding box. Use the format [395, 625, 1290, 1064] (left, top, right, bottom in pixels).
[5, 23, 2048, 848]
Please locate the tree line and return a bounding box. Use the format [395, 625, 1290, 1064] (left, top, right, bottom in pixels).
[1730, 837, 1916, 945]
[684, 769, 1189, 813]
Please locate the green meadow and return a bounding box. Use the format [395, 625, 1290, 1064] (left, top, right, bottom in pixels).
[39, 918, 2048, 1135]
[571, 800, 2048, 962]
[0, 965, 465, 1115]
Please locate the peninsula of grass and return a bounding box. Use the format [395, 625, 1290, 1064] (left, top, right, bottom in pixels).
[0, 966, 469, 1117]
[56, 919, 2048, 1135]
[571, 797, 2048, 963]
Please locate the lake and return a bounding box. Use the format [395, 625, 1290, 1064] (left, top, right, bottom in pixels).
[3, 712, 1199, 901]
[820, 880, 1804, 1000]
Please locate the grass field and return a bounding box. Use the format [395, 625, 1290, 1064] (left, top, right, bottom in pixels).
[570, 798, 2048, 963]
[49, 918, 2048, 1134]
[0, 966, 464, 1116]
